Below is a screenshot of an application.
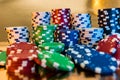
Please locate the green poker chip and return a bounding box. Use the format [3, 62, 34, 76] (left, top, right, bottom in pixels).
[38, 42, 65, 52]
[37, 50, 74, 71]
[32, 25, 57, 46]
[0, 51, 7, 66]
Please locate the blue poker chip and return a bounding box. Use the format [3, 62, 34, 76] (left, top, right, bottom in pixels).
[82, 52, 118, 75]
[66, 44, 118, 74]
[56, 29, 79, 49]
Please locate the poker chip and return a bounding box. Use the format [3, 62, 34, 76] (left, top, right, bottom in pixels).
[7, 72, 38, 80]
[98, 8, 120, 35]
[71, 13, 92, 29]
[82, 52, 118, 75]
[32, 12, 51, 30]
[77, 28, 104, 47]
[0, 51, 7, 66]
[6, 42, 38, 74]
[56, 29, 79, 49]
[51, 8, 72, 30]
[32, 25, 57, 46]
[96, 34, 118, 55]
[38, 42, 65, 52]
[37, 50, 74, 71]
[66, 44, 118, 74]
[6, 53, 37, 74]
[5, 26, 30, 44]
[6, 42, 38, 55]
[113, 44, 120, 66]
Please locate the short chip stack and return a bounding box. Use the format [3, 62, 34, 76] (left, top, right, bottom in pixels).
[56, 29, 79, 49]
[32, 25, 56, 46]
[71, 13, 92, 29]
[32, 12, 51, 30]
[5, 26, 29, 44]
[6, 42, 38, 74]
[78, 28, 104, 47]
[98, 8, 120, 35]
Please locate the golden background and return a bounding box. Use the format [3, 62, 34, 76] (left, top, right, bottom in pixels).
[0, 0, 120, 41]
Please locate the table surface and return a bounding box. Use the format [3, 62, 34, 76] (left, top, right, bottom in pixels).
[0, 42, 120, 80]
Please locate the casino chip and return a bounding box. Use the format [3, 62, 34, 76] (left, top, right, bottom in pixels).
[96, 34, 118, 55]
[38, 42, 65, 52]
[51, 8, 72, 30]
[0, 51, 7, 66]
[32, 12, 51, 30]
[66, 44, 118, 74]
[32, 25, 56, 46]
[5, 26, 30, 44]
[37, 50, 74, 71]
[6, 42, 38, 74]
[71, 13, 92, 29]
[98, 8, 120, 35]
[82, 52, 118, 75]
[56, 29, 79, 49]
[6, 42, 38, 55]
[77, 28, 104, 47]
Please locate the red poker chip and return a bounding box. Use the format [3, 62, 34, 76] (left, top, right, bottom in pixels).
[7, 71, 39, 80]
[113, 44, 120, 64]
[96, 36, 118, 55]
[6, 42, 38, 55]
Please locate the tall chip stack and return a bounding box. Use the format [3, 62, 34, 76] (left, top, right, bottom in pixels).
[51, 8, 79, 49]
[71, 13, 92, 29]
[31, 12, 51, 30]
[51, 8, 72, 30]
[98, 8, 120, 36]
[5, 26, 29, 44]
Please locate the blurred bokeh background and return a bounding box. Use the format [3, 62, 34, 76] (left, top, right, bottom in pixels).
[0, 0, 120, 41]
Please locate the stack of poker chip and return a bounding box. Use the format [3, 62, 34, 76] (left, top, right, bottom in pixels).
[5, 26, 29, 44]
[51, 8, 72, 30]
[32, 12, 51, 30]
[71, 13, 92, 29]
[78, 28, 104, 47]
[7, 72, 39, 80]
[0, 50, 7, 66]
[6, 42, 38, 74]
[56, 29, 79, 49]
[66, 44, 118, 75]
[32, 25, 56, 46]
[98, 8, 120, 35]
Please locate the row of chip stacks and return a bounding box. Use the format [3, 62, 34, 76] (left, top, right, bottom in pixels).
[2, 8, 120, 79]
